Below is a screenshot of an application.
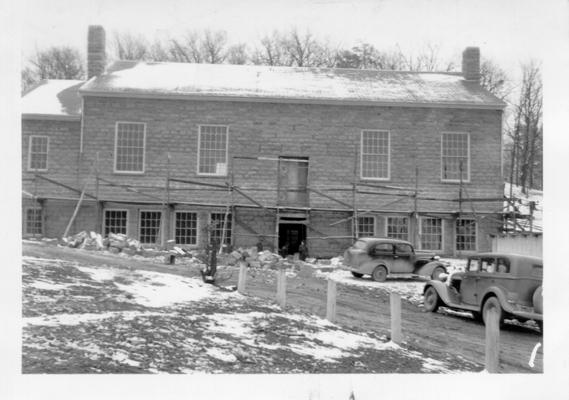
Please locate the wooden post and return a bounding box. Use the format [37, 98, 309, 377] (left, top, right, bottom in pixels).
[485, 308, 500, 373]
[390, 292, 402, 344]
[237, 261, 247, 294]
[326, 279, 337, 322]
[276, 267, 286, 308]
[413, 166, 419, 248]
[95, 152, 103, 233]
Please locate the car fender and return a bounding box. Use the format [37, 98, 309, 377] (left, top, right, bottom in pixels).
[415, 261, 447, 278]
[423, 281, 452, 307]
[357, 259, 390, 275]
[480, 287, 515, 314]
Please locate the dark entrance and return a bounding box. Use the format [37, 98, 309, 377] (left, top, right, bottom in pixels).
[278, 223, 306, 256]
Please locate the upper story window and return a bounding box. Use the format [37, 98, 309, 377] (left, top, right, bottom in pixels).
[198, 125, 228, 176]
[441, 132, 469, 182]
[114, 122, 146, 173]
[28, 136, 49, 171]
[357, 216, 375, 238]
[361, 130, 390, 180]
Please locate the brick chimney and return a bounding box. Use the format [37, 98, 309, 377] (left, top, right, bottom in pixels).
[462, 47, 480, 82]
[87, 25, 106, 79]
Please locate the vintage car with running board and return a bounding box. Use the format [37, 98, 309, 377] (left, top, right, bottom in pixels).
[423, 253, 543, 331]
[343, 237, 448, 282]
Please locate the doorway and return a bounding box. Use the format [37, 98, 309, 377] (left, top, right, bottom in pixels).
[278, 223, 306, 256]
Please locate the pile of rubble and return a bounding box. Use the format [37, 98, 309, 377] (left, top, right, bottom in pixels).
[62, 231, 144, 255]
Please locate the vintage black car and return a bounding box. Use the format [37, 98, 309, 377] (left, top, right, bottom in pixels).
[343, 237, 448, 282]
[423, 253, 543, 330]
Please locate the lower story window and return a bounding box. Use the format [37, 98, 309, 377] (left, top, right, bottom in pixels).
[357, 216, 375, 238]
[25, 208, 42, 235]
[456, 218, 477, 251]
[104, 210, 128, 236]
[387, 216, 409, 240]
[140, 211, 162, 244]
[175, 212, 198, 245]
[421, 217, 442, 251]
[210, 213, 232, 246]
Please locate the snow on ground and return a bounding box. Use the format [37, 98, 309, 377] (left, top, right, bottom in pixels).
[22, 253, 479, 373]
[504, 182, 543, 232]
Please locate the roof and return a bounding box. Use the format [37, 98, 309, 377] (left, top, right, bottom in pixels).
[22, 80, 84, 120]
[356, 237, 413, 245]
[80, 61, 506, 110]
[470, 253, 542, 263]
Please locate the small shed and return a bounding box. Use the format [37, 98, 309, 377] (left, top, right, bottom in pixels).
[490, 233, 542, 258]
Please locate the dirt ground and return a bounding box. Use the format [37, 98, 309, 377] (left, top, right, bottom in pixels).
[22, 241, 543, 373]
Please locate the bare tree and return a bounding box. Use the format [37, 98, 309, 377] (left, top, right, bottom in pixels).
[252, 32, 289, 66]
[281, 28, 335, 67]
[479, 58, 510, 99]
[335, 43, 402, 70]
[506, 61, 543, 192]
[114, 32, 149, 61]
[396, 43, 455, 72]
[22, 46, 84, 92]
[201, 30, 228, 63]
[226, 43, 249, 65]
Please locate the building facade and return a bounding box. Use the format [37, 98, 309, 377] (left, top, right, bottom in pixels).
[22, 26, 506, 258]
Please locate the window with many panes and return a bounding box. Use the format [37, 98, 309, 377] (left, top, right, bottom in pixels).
[139, 211, 162, 244]
[114, 122, 145, 173]
[25, 208, 42, 235]
[386, 216, 409, 240]
[441, 133, 469, 182]
[198, 125, 228, 176]
[175, 212, 198, 245]
[357, 216, 375, 238]
[28, 136, 49, 171]
[209, 213, 232, 245]
[361, 130, 390, 180]
[456, 218, 476, 251]
[104, 210, 128, 235]
[420, 217, 442, 250]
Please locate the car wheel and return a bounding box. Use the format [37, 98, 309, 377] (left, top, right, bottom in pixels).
[423, 286, 440, 312]
[351, 272, 363, 278]
[371, 266, 388, 282]
[482, 296, 504, 328]
[431, 266, 445, 281]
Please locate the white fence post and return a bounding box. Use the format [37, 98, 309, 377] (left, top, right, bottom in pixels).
[390, 292, 402, 344]
[485, 308, 500, 373]
[326, 279, 337, 322]
[277, 268, 287, 308]
[237, 261, 247, 294]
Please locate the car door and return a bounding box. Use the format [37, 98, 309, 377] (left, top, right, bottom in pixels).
[391, 243, 415, 273]
[476, 257, 498, 298]
[368, 242, 394, 270]
[460, 258, 481, 305]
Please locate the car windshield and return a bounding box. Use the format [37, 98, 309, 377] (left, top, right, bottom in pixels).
[353, 240, 368, 250]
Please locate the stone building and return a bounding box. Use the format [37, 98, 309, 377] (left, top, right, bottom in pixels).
[22, 26, 506, 257]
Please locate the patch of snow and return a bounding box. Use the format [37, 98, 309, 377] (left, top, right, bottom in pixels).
[29, 281, 72, 291]
[76, 266, 119, 282]
[111, 349, 141, 367]
[22, 311, 167, 326]
[113, 270, 228, 307]
[287, 342, 347, 362]
[206, 348, 237, 363]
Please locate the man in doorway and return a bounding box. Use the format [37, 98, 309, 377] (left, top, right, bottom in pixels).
[298, 240, 308, 261]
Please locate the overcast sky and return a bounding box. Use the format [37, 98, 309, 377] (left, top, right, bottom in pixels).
[18, 0, 564, 81]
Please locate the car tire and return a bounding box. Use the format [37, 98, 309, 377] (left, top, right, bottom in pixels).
[351, 272, 363, 278]
[371, 266, 388, 282]
[431, 266, 446, 281]
[482, 296, 504, 328]
[423, 286, 440, 312]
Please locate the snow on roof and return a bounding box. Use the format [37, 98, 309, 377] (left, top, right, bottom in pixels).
[22, 79, 84, 120]
[80, 61, 506, 109]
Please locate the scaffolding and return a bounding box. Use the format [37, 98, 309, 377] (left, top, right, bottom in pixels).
[23, 151, 535, 254]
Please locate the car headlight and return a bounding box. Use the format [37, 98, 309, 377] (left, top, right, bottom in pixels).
[433, 255, 440, 261]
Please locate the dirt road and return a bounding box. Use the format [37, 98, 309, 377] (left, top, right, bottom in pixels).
[23, 242, 543, 373]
